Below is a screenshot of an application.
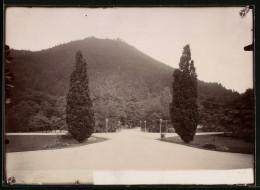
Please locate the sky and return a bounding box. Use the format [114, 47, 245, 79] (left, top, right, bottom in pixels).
[5, 7, 253, 93]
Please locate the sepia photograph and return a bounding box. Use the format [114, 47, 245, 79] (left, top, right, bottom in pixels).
[4, 6, 255, 185]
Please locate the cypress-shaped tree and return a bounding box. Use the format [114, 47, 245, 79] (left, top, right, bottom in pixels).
[66, 51, 95, 142]
[170, 44, 198, 143]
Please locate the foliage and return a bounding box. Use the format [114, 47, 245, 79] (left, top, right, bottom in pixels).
[223, 89, 255, 142]
[42, 142, 69, 150]
[201, 144, 230, 152]
[197, 81, 239, 99]
[199, 96, 225, 132]
[216, 145, 230, 152]
[170, 45, 198, 143]
[139, 119, 169, 133]
[5, 91, 67, 132]
[201, 143, 217, 150]
[94, 118, 119, 132]
[50, 116, 67, 132]
[199, 88, 255, 143]
[5, 45, 15, 104]
[144, 120, 167, 133]
[66, 51, 95, 142]
[28, 113, 52, 132]
[5, 100, 40, 132]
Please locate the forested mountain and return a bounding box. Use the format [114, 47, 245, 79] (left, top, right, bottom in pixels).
[6, 37, 240, 132]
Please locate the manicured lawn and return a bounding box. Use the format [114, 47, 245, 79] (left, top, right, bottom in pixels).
[5, 134, 108, 153]
[160, 134, 254, 154]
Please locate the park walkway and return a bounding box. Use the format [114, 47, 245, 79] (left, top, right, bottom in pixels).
[6, 128, 254, 184]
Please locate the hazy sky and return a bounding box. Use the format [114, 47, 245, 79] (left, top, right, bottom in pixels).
[5, 7, 253, 93]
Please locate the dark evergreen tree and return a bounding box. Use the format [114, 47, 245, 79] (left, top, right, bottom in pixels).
[66, 51, 95, 142]
[170, 45, 198, 143]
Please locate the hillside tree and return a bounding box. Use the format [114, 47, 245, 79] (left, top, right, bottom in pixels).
[66, 51, 95, 142]
[170, 44, 198, 143]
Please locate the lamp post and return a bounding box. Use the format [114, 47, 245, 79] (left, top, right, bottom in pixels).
[144, 120, 146, 132]
[160, 118, 162, 137]
[106, 118, 108, 133]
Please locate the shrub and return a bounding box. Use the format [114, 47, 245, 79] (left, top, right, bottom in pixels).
[28, 113, 52, 132]
[201, 143, 217, 150]
[42, 142, 69, 150]
[216, 145, 230, 152]
[94, 118, 118, 132]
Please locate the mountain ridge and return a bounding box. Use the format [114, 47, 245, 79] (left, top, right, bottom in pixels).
[9, 37, 239, 96]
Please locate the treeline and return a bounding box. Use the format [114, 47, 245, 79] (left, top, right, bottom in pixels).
[199, 88, 254, 142]
[5, 91, 66, 132]
[6, 84, 253, 142]
[5, 87, 172, 133]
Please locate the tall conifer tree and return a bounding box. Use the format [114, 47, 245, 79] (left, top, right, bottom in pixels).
[66, 51, 95, 142]
[170, 45, 198, 143]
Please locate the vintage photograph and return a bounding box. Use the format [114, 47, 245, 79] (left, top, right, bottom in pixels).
[4, 7, 254, 185]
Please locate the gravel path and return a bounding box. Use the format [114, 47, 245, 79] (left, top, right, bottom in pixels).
[6, 128, 254, 184]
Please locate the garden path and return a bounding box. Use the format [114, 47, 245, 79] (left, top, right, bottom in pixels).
[6, 128, 254, 184]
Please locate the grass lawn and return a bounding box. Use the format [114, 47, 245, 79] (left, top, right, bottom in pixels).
[5, 134, 108, 153]
[160, 134, 254, 154]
